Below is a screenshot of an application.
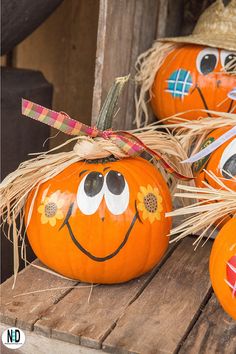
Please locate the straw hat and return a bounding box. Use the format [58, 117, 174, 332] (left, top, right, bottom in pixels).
[161, 0, 236, 51]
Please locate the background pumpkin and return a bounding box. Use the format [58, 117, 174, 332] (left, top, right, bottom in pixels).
[25, 156, 172, 284]
[209, 218, 236, 320]
[151, 45, 236, 122]
[193, 127, 236, 190]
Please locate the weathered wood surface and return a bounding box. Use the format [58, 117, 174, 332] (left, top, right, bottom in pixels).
[103, 238, 212, 353]
[0, 260, 77, 330]
[0, 324, 102, 354]
[91, 0, 161, 130]
[1, 238, 234, 354]
[34, 245, 176, 349]
[1, 238, 227, 354]
[14, 0, 99, 148]
[179, 295, 236, 354]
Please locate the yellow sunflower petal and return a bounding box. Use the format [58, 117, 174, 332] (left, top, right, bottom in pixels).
[137, 202, 145, 211]
[49, 217, 57, 227]
[147, 184, 153, 193]
[158, 204, 163, 213]
[43, 197, 49, 205]
[57, 199, 65, 208]
[142, 210, 149, 220]
[38, 205, 45, 214]
[49, 193, 58, 203]
[149, 213, 156, 224]
[153, 187, 160, 195]
[140, 186, 148, 195]
[55, 210, 64, 220]
[155, 212, 161, 221]
[41, 214, 49, 224]
[137, 192, 144, 202]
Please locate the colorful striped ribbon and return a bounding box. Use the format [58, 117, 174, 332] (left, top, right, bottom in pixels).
[22, 99, 191, 180]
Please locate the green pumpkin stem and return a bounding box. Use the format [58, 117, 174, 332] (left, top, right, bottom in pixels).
[96, 75, 130, 131]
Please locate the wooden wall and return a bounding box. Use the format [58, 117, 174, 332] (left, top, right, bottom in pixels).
[13, 0, 99, 147]
[2, 0, 215, 137]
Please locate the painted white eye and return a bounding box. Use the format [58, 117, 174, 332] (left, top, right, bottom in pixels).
[196, 48, 219, 75]
[77, 172, 104, 215]
[220, 50, 236, 73]
[104, 170, 129, 215]
[219, 138, 236, 179]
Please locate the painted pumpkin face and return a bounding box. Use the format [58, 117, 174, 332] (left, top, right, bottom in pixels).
[25, 157, 172, 284]
[209, 218, 236, 320]
[193, 127, 236, 190]
[151, 45, 236, 122]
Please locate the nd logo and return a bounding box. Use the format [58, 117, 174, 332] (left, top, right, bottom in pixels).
[1, 327, 25, 349]
[7, 328, 21, 343]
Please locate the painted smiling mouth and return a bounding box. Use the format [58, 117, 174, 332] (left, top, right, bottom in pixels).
[192, 85, 234, 114]
[59, 202, 140, 262]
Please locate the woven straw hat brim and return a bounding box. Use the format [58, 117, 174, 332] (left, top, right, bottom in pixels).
[159, 34, 236, 52]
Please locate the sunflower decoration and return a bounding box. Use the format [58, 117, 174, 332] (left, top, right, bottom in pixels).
[137, 185, 163, 223]
[38, 191, 65, 227]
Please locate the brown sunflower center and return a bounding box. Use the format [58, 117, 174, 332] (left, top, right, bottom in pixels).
[144, 193, 158, 213]
[45, 202, 58, 217]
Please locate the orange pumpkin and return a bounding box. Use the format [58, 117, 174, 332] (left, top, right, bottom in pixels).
[209, 218, 236, 320]
[193, 127, 236, 190]
[151, 45, 236, 122]
[25, 157, 172, 284]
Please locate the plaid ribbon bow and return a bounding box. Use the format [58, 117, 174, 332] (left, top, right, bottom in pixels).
[22, 99, 191, 180]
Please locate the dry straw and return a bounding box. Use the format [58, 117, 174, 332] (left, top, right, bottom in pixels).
[166, 171, 236, 248]
[135, 42, 178, 127]
[159, 110, 236, 156]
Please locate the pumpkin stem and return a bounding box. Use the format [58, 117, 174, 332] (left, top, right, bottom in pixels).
[96, 75, 130, 131]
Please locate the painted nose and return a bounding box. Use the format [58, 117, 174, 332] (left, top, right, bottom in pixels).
[99, 199, 106, 221]
[228, 88, 236, 100]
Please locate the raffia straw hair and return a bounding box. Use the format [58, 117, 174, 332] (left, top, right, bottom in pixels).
[0, 129, 192, 285]
[166, 171, 236, 248]
[159, 110, 236, 156]
[135, 41, 179, 128]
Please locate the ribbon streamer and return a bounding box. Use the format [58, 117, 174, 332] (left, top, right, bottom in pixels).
[182, 126, 236, 164]
[22, 99, 191, 180]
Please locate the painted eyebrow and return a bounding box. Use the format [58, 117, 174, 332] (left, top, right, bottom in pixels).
[103, 166, 110, 172]
[79, 170, 88, 177]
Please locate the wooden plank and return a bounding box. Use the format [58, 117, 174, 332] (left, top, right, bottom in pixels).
[14, 0, 99, 148]
[0, 260, 77, 331]
[33, 245, 177, 349]
[1, 55, 7, 66]
[91, 0, 160, 130]
[179, 295, 236, 354]
[0, 324, 102, 354]
[103, 238, 212, 354]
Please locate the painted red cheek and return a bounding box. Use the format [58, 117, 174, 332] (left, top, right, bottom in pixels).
[226, 255, 236, 297]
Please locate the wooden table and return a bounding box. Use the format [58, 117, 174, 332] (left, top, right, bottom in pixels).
[1, 237, 235, 354]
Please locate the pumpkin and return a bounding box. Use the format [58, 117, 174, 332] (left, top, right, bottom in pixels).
[25, 156, 172, 284]
[151, 45, 236, 122]
[209, 217, 236, 320]
[193, 127, 236, 190]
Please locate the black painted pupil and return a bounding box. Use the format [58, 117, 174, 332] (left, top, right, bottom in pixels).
[224, 54, 236, 72]
[200, 54, 217, 75]
[84, 172, 104, 197]
[222, 155, 236, 179]
[106, 170, 125, 195]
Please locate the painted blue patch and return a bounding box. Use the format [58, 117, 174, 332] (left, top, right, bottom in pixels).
[166, 69, 193, 98]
